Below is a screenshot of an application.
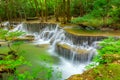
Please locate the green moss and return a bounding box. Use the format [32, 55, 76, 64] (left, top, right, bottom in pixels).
[92, 64, 120, 80]
[68, 63, 120, 80]
[65, 28, 120, 36]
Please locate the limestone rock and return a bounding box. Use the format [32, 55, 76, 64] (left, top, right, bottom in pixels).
[13, 37, 34, 41]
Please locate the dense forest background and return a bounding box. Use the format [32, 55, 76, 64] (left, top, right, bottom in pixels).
[0, 0, 120, 28]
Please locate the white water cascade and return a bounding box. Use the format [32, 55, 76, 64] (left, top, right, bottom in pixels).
[11, 23, 104, 80]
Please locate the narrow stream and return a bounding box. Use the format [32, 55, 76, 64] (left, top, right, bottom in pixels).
[4, 22, 105, 80]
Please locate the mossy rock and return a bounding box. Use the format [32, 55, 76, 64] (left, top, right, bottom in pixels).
[68, 63, 120, 80]
[57, 43, 89, 54]
[13, 37, 34, 41]
[102, 54, 120, 64]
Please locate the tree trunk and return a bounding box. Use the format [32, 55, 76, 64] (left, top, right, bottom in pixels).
[79, 2, 84, 16]
[62, 0, 66, 24]
[34, 0, 39, 17]
[66, 0, 71, 22]
[40, 0, 44, 22]
[54, 0, 59, 21]
[45, 0, 48, 22]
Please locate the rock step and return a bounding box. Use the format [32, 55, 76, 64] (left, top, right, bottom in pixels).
[55, 43, 95, 63]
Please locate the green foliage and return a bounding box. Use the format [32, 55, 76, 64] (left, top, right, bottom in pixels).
[71, 15, 113, 28]
[0, 29, 25, 40]
[0, 29, 8, 39]
[80, 63, 120, 80]
[0, 0, 120, 27]
[0, 56, 31, 69]
[85, 62, 98, 70]
[0, 29, 32, 79]
[71, 0, 120, 28]
[0, 29, 25, 51]
[8, 71, 35, 80]
[98, 37, 120, 55]
[94, 37, 120, 63]
[86, 37, 120, 70]
[0, 29, 62, 80]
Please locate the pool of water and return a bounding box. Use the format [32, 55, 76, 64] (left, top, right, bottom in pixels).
[6, 42, 87, 80]
[18, 43, 88, 80]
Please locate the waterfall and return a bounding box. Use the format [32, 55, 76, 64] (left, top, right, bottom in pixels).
[11, 23, 105, 63]
[11, 23, 106, 79]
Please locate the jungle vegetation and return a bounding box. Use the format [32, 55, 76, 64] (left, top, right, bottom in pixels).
[0, 0, 120, 29]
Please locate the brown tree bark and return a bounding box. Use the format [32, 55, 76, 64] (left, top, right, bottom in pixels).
[54, 0, 59, 21]
[79, 2, 84, 17]
[62, 0, 66, 24]
[39, 0, 44, 22]
[66, 0, 71, 22]
[34, 0, 39, 17]
[45, 0, 48, 22]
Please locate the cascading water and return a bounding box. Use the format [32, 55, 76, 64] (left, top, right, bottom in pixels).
[11, 23, 106, 80]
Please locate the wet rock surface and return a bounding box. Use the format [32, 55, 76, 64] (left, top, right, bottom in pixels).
[23, 23, 57, 33]
[55, 43, 95, 63]
[65, 32, 107, 45]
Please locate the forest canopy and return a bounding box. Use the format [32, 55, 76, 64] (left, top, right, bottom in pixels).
[0, 0, 120, 28]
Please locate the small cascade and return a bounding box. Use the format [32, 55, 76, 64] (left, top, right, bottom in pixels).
[65, 32, 107, 45]
[55, 42, 97, 63]
[21, 23, 59, 42]
[22, 23, 57, 33]
[2, 22, 9, 30]
[10, 23, 23, 32]
[2, 22, 20, 30]
[2, 21, 9, 26]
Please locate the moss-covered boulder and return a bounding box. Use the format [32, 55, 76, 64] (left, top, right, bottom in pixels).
[68, 63, 120, 80]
